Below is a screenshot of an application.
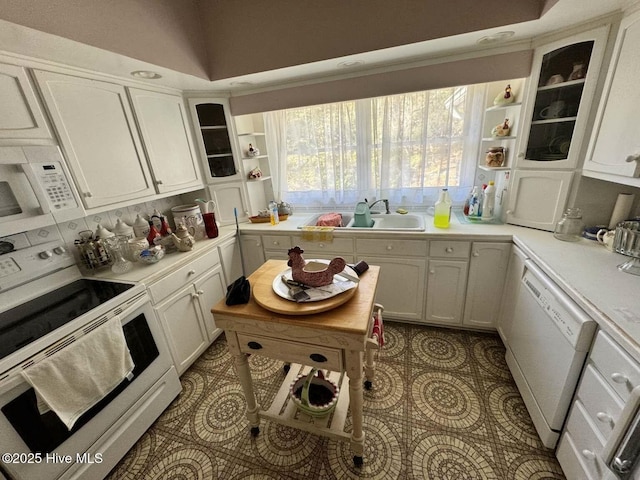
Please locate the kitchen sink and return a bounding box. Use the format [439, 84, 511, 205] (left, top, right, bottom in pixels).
[300, 213, 425, 231]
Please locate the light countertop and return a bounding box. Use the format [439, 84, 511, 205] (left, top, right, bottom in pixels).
[240, 211, 640, 358]
[95, 211, 640, 360]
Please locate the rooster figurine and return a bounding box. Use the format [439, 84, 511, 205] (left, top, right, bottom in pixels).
[287, 246, 346, 287]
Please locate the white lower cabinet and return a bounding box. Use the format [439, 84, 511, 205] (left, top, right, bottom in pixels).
[557, 330, 640, 480]
[355, 238, 427, 321]
[425, 241, 470, 325]
[463, 242, 511, 329]
[149, 249, 226, 375]
[218, 236, 243, 286]
[240, 234, 266, 275]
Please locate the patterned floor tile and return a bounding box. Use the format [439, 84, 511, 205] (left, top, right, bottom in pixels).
[106, 322, 565, 479]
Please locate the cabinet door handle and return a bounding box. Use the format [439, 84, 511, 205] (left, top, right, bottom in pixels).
[155, 179, 163, 185]
[247, 341, 262, 350]
[625, 154, 640, 164]
[273, 240, 280, 246]
[309, 353, 328, 363]
[445, 247, 453, 253]
[472, 251, 480, 257]
[83, 191, 93, 198]
[191, 293, 199, 299]
[596, 412, 613, 425]
[318, 243, 325, 248]
[386, 245, 393, 250]
[611, 372, 630, 384]
[188, 270, 196, 276]
[196, 290, 204, 295]
[256, 241, 262, 247]
[581, 449, 596, 460]
[429, 269, 436, 274]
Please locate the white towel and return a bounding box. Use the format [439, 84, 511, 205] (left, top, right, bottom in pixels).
[22, 316, 134, 430]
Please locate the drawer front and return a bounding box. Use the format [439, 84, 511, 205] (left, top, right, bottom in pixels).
[292, 236, 354, 254]
[563, 400, 609, 480]
[263, 235, 292, 251]
[429, 241, 471, 259]
[557, 433, 598, 480]
[356, 238, 428, 257]
[237, 334, 343, 372]
[148, 248, 220, 303]
[577, 364, 625, 440]
[591, 331, 640, 403]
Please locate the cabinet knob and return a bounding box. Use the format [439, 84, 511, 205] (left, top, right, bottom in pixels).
[188, 270, 196, 275]
[472, 251, 480, 257]
[625, 154, 640, 164]
[39, 250, 53, 259]
[155, 179, 164, 185]
[386, 245, 393, 250]
[581, 449, 596, 460]
[191, 293, 199, 299]
[506, 210, 513, 215]
[273, 240, 280, 246]
[445, 247, 454, 253]
[596, 412, 613, 425]
[196, 290, 204, 295]
[518, 152, 525, 159]
[429, 269, 436, 274]
[247, 341, 262, 350]
[309, 353, 328, 363]
[53, 246, 67, 255]
[83, 191, 93, 198]
[611, 372, 630, 385]
[318, 243, 325, 248]
[256, 241, 261, 247]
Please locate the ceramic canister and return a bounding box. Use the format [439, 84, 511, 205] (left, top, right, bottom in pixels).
[170, 204, 204, 239]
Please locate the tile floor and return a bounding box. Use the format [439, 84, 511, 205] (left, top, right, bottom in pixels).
[107, 322, 565, 479]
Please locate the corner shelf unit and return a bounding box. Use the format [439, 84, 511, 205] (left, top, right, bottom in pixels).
[478, 81, 524, 173]
[235, 115, 274, 214]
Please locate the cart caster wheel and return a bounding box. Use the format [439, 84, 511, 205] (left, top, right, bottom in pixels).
[364, 380, 372, 390]
[250, 426, 260, 437]
[283, 363, 290, 373]
[353, 456, 363, 467]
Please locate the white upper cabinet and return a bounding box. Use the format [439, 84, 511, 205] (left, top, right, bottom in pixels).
[515, 25, 610, 170]
[0, 62, 52, 142]
[583, 10, 640, 182]
[33, 70, 155, 209]
[127, 88, 202, 194]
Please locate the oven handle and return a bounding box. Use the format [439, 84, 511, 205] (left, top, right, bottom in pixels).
[602, 385, 640, 477]
[0, 291, 149, 386]
[20, 163, 51, 215]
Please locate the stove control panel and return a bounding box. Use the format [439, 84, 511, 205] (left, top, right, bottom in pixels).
[0, 241, 74, 292]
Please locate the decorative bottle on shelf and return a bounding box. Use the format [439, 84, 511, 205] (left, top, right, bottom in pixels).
[433, 189, 452, 228]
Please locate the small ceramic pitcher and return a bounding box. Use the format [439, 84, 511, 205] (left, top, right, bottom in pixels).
[596, 229, 616, 252]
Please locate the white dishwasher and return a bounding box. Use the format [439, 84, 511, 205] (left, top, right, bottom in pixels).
[505, 259, 596, 449]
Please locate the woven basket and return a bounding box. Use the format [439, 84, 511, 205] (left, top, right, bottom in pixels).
[289, 368, 339, 417]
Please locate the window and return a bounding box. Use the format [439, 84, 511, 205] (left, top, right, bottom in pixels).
[265, 84, 485, 209]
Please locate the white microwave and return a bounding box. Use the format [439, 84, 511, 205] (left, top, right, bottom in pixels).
[0, 146, 84, 237]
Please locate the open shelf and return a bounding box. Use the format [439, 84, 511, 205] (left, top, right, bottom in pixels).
[261, 364, 351, 442]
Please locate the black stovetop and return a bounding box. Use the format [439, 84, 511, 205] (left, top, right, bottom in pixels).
[0, 279, 133, 361]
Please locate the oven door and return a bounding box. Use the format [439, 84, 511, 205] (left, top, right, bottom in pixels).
[0, 294, 180, 480]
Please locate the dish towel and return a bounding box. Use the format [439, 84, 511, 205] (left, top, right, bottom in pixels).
[22, 316, 134, 430]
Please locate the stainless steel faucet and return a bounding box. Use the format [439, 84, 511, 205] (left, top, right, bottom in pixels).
[365, 198, 390, 214]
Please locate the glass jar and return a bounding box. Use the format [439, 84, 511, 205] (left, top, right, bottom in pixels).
[554, 207, 585, 242]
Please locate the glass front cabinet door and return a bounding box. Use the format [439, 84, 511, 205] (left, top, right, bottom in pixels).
[188, 98, 242, 183]
[515, 25, 610, 170]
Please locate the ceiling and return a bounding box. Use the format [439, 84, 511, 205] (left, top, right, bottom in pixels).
[0, 0, 636, 95]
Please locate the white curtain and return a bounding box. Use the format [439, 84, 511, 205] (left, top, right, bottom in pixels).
[264, 85, 484, 209]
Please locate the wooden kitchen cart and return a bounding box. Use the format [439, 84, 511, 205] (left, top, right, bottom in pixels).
[211, 260, 380, 466]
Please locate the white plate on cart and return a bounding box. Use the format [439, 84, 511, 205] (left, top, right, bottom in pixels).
[273, 260, 358, 302]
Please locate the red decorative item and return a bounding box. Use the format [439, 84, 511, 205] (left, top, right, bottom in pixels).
[287, 246, 346, 287]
